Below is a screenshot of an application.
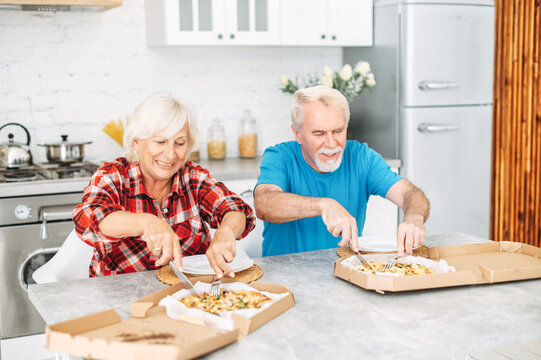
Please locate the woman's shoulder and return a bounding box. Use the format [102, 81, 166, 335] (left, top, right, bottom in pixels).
[96, 157, 130, 173]
[92, 157, 133, 182]
[181, 161, 212, 181]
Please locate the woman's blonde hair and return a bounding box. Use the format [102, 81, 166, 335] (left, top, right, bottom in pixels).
[291, 85, 350, 131]
[123, 92, 199, 163]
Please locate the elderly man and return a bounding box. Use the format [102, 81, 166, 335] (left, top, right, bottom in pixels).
[254, 85, 429, 256]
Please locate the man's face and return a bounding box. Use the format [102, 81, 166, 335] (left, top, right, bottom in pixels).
[292, 100, 347, 173]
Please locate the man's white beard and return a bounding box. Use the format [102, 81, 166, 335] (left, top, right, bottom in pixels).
[315, 147, 343, 172]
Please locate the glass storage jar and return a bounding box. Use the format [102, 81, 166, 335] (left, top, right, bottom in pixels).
[207, 119, 226, 160]
[187, 149, 200, 162]
[238, 109, 257, 158]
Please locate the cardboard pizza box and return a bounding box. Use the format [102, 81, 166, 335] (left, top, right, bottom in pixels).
[334, 241, 541, 294]
[46, 279, 295, 359]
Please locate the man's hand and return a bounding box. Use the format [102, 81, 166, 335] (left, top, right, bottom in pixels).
[396, 214, 426, 256]
[319, 198, 359, 250]
[385, 179, 429, 256]
[206, 227, 237, 279]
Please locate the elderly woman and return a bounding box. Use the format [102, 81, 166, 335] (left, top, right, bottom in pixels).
[73, 92, 255, 278]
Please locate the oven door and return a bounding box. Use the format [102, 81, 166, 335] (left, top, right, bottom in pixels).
[0, 221, 72, 339]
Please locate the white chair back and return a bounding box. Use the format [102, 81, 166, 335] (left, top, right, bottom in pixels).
[32, 229, 93, 284]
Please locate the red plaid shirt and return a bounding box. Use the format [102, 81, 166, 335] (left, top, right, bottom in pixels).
[73, 157, 255, 277]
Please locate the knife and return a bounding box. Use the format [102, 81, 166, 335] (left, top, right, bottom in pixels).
[348, 244, 374, 271]
[169, 261, 201, 297]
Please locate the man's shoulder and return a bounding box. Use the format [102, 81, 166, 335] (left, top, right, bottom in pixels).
[263, 141, 299, 160]
[345, 140, 382, 160]
[346, 140, 370, 154]
[266, 140, 298, 153]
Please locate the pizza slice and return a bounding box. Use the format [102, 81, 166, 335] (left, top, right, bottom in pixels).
[180, 289, 272, 315]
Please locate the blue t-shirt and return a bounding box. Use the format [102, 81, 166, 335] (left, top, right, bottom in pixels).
[256, 140, 402, 256]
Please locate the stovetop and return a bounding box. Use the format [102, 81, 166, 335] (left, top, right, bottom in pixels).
[0, 162, 99, 183]
[0, 161, 101, 198]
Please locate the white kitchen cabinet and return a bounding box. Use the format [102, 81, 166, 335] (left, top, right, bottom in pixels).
[280, 0, 373, 46]
[145, 0, 280, 46]
[363, 166, 399, 236]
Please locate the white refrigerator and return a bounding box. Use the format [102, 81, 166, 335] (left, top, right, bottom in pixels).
[344, 0, 495, 237]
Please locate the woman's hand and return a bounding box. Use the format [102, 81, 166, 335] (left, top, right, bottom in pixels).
[140, 214, 183, 271]
[206, 211, 247, 278]
[206, 227, 237, 278]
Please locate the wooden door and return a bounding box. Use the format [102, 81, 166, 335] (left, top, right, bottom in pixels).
[491, 0, 541, 246]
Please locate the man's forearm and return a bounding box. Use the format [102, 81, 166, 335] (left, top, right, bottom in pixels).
[254, 191, 324, 223]
[402, 187, 430, 223]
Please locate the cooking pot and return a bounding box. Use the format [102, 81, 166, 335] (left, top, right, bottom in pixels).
[38, 135, 92, 163]
[0, 122, 33, 168]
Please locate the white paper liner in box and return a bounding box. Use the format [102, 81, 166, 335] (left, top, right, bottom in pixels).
[159, 281, 289, 330]
[342, 254, 455, 276]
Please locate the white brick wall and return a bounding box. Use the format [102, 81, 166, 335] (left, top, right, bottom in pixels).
[0, 0, 342, 163]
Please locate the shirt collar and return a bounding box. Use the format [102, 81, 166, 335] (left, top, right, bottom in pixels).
[128, 162, 186, 198]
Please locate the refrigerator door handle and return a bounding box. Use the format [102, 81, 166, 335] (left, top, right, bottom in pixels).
[418, 81, 461, 91]
[417, 123, 460, 133]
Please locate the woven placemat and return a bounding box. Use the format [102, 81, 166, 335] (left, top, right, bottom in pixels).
[156, 263, 263, 286]
[337, 245, 430, 258]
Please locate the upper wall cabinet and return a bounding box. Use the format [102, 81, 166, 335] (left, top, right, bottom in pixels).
[280, 0, 373, 46]
[145, 0, 280, 46]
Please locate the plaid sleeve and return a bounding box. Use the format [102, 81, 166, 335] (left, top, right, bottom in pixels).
[73, 162, 126, 257]
[190, 168, 256, 239]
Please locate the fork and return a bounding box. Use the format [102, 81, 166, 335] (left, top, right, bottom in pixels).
[209, 278, 221, 297]
[383, 256, 399, 271]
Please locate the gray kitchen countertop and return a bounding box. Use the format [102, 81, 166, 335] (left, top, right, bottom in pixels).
[195, 157, 262, 181]
[0, 156, 401, 197]
[28, 232, 541, 359]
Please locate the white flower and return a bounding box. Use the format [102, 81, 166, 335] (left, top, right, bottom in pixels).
[366, 73, 376, 87]
[321, 74, 333, 88]
[355, 61, 371, 75]
[323, 66, 333, 77]
[338, 64, 353, 81]
[280, 75, 290, 87]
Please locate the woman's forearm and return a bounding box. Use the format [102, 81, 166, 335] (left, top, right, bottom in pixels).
[214, 211, 247, 239]
[97, 211, 152, 238]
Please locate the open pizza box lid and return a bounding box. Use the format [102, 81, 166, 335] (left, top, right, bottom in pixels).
[46, 277, 295, 360]
[334, 241, 541, 294]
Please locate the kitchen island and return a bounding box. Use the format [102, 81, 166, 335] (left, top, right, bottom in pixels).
[28, 233, 541, 359]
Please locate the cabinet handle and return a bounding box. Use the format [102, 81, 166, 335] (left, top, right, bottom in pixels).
[321, 34, 326, 39]
[230, 33, 235, 39]
[418, 81, 460, 91]
[332, 35, 336, 40]
[417, 123, 460, 133]
[240, 189, 253, 198]
[39, 204, 77, 240]
[217, 33, 223, 39]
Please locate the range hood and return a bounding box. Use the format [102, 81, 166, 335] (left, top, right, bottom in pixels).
[0, 0, 121, 11]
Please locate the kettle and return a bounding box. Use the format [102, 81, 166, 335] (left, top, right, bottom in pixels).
[0, 123, 33, 168]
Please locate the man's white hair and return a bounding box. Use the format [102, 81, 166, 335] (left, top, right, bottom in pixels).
[290, 85, 350, 132]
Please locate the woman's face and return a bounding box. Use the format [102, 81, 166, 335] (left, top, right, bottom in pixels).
[134, 123, 189, 183]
